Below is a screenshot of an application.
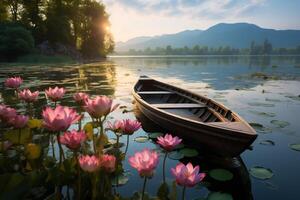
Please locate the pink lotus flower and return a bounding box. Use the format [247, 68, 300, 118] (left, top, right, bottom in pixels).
[42, 105, 81, 132]
[5, 77, 23, 88]
[157, 134, 182, 151]
[0, 105, 17, 123]
[45, 86, 65, 101]
[121, 119, 141, 135]
[9, 114, 29, 128]
[171, 162, 206, 187]
[129, 148, 159, 177]
[73, 92, 89, 104]
[18, 89, 39, 103]
[100, 154, 116, 173]
[78, 155, 100, 172]
[107, 120, 124, 133]
[59, 130, 86, 150]
[84, 96, 119, 118]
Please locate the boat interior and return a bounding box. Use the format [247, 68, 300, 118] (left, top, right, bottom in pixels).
[135, 79, 238, 123]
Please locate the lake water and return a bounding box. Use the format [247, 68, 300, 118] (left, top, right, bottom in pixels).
[0, 56, 300, 199]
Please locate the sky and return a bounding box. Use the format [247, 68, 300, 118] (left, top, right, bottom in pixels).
[101, 0, 300, 42]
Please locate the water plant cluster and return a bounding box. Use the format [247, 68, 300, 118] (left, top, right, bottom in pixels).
[0, 76, 206, 200]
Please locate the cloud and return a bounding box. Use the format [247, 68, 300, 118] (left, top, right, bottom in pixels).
[102, 0, 266, 19]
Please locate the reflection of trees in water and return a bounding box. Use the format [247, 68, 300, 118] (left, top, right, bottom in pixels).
[75, 62, 117, 96]
[0, 62, 117, 115]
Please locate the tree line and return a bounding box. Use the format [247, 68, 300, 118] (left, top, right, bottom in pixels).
[0, 0, 114, 61]
[120, 40, 300, 56]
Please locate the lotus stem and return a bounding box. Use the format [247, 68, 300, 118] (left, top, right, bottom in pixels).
[124, 135, 130, 155]
[181, 186, 186, 200]
[163, 152, 168, 183]
[141, 177, 148, 200]
[56, 132, 65, 165]
[18, 128, 21, 145]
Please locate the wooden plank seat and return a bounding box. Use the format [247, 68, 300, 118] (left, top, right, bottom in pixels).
[137, 91, 174, 95]
[151, 103, 206, 109]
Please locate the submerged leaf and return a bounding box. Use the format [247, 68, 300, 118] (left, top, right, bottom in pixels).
[134, 136, 149, 143]
[270, 120, 290, 128]
[209, 168, 234, 181]
[168, 151, 184, 160]
[179, 148, 199, 157]
[249, 166, 273, 180]
[249, 123, 272, 133]
[248, 102, 275, 107]
[249, 110, 276, 117]
[148, 132, 164, 139]
[259, 140, 275, 146]
[207, 192, 233, 200]
[289, 143, 300, 152]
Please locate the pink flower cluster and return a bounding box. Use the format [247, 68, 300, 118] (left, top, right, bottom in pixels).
[0, 104, 28, 128]
[108, 119, 141, 135]
[171, 162, 206, 187]
[18, 89, 39, 103]
[59, 130, 86, 150]
[157, 134, 182, 151]
[129, 149, 159, 178]
[78, 154, 116, 173]
[84, 96, 118, 118]
[42, 105, 81, 132]
[5, 77, 23, 88]
[73, 92, 89, 104]
[45, 86, 66, 102]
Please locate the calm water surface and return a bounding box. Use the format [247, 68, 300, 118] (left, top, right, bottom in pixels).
[1, 56, 300, 200]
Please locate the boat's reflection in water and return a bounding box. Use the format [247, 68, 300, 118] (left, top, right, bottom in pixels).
[134, 107, 253, 200]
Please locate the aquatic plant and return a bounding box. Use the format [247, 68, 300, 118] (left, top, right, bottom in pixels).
[0, 75, 210, 200]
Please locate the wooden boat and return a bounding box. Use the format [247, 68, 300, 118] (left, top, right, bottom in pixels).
[132, 76, 257, 157]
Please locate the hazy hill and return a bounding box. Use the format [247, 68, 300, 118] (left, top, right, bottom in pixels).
[116, 23, 300, 52]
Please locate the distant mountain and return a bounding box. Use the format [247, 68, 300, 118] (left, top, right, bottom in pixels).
[115, 23, 300, 52]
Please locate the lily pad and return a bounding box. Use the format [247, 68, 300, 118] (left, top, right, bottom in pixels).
[248, 102, 275, 107]
[289, 143, 300, 152]
[209, 169, 234, 182]
[265, 98, 281, 102]
[286, 95, 300, 101]
[168, 151, 184, 160]
[207, 192, 233, 200]
[173, 143, 185, 150]
[249, 110, 276, 117]
[270, 120, 290, 128]
[179, 148, 199, 157]
[148, 132, 164, 139]
[111, 172, 130, 186]
[249, 123, 272, 133]
[249, 166, 273, 180]
[259, 140, 275, 146]
[134, 136, 149, 143]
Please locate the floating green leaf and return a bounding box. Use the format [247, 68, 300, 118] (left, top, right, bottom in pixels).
[168, 151, 184, 160]
[173, 143, 185, 150]
[148, 132, 164, 139]
[249, 166, 273, 180]
[289, 143, 300, 152]
[249, 123, 272, 133]
[248, 102, 275, 107]
[207, 192, 233, 200]
[249, 110, 276, 117]
[209, 169, 234, 182]
[265, 98, 281, 102]
[270, 120, 290, 128]
[259, 140, 275, 146]
[134, 136, 149, 143]
[111, 172, 130, 186]
[179, 148, 199, 157]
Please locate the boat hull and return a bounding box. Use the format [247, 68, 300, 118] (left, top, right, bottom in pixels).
[134, 95, 256, 157]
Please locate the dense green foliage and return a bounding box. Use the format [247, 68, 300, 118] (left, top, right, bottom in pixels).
[120, 40, 300, 56]
[0, 0, 114, 61]
[0, 23, 34, 60]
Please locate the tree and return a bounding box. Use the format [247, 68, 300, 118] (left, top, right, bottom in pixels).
[263, 39, 272, 54]
[0, 1, 9, 21]
[0, 22, 34, 60]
